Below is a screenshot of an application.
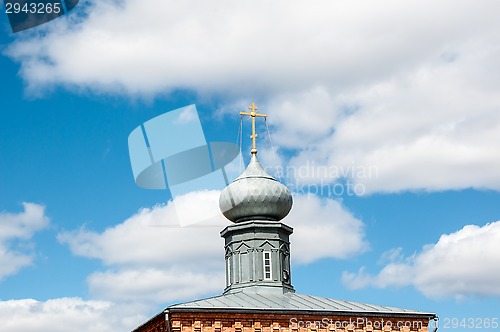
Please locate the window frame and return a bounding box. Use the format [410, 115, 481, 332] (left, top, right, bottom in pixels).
[263, 251, 272, 280]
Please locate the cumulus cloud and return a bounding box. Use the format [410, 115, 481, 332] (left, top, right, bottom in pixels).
[6, 0, 497, 97]
[4, 0, 443, 95]
[6, 0, 500, 192]
[87, 268, 224, 304]
[0, 298, 145, 332]
[274, 50, 500, 193]
[58, 190, 228, 269]
[286, 195, 368, 264]
[342, 221, 500, 300]
[58, 190, 228, 305]
[0, 203, 49, 280]
[59, 190, 367, 304]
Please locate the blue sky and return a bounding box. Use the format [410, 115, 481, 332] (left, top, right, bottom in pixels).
[1, 1, 500, 331]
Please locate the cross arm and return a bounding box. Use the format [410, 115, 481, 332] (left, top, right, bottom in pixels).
[239, 111, 268, 117]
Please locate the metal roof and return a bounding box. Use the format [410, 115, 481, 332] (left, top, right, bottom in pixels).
[168, 291, 435, 317]
[219, 154, 293, 223]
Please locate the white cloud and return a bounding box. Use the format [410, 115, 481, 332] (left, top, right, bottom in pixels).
[87, 268, 224, 304]
[6, 0, 500, 192]
[5, 0, 496, 96]
[342, 221, 500, 300]
[59, 190, 367, 304]
[58, 190, 229, 304]
[0, 203, 49, 280]
[287, 52, 500, 193]
[286, 195, 368, 264]
[58, 190, 228, 269]
[0, 298, 145, 332]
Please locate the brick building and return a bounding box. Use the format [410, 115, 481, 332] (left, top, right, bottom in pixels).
[132, 106, 438, 332]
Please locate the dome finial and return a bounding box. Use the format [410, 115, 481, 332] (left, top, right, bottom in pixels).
[240, 102, 267, 155]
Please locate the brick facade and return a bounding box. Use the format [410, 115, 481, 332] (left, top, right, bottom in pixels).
[135, 311, 430, 332]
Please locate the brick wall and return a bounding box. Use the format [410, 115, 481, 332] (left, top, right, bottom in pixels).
[133, 311, 166, 332]
[162, 312, 429, 332]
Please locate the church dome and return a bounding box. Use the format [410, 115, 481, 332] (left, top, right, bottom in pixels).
[219, 155, 293, 222]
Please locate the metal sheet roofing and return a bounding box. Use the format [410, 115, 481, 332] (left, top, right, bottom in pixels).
[168, 291, 435, 317]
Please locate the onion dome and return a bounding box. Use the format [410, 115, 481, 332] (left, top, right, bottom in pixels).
[219, 154, 293, 222]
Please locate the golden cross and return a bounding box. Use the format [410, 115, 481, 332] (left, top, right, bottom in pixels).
[240, 102, 267, 155]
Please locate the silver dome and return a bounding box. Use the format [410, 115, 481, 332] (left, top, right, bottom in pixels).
[219, 155, 293, 222]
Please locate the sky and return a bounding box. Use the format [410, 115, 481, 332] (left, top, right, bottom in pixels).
[1, 1, 500, 331]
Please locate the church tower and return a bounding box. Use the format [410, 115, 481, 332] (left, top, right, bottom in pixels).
[219, 102, 294, 294]
[132, 103, 437, 332]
